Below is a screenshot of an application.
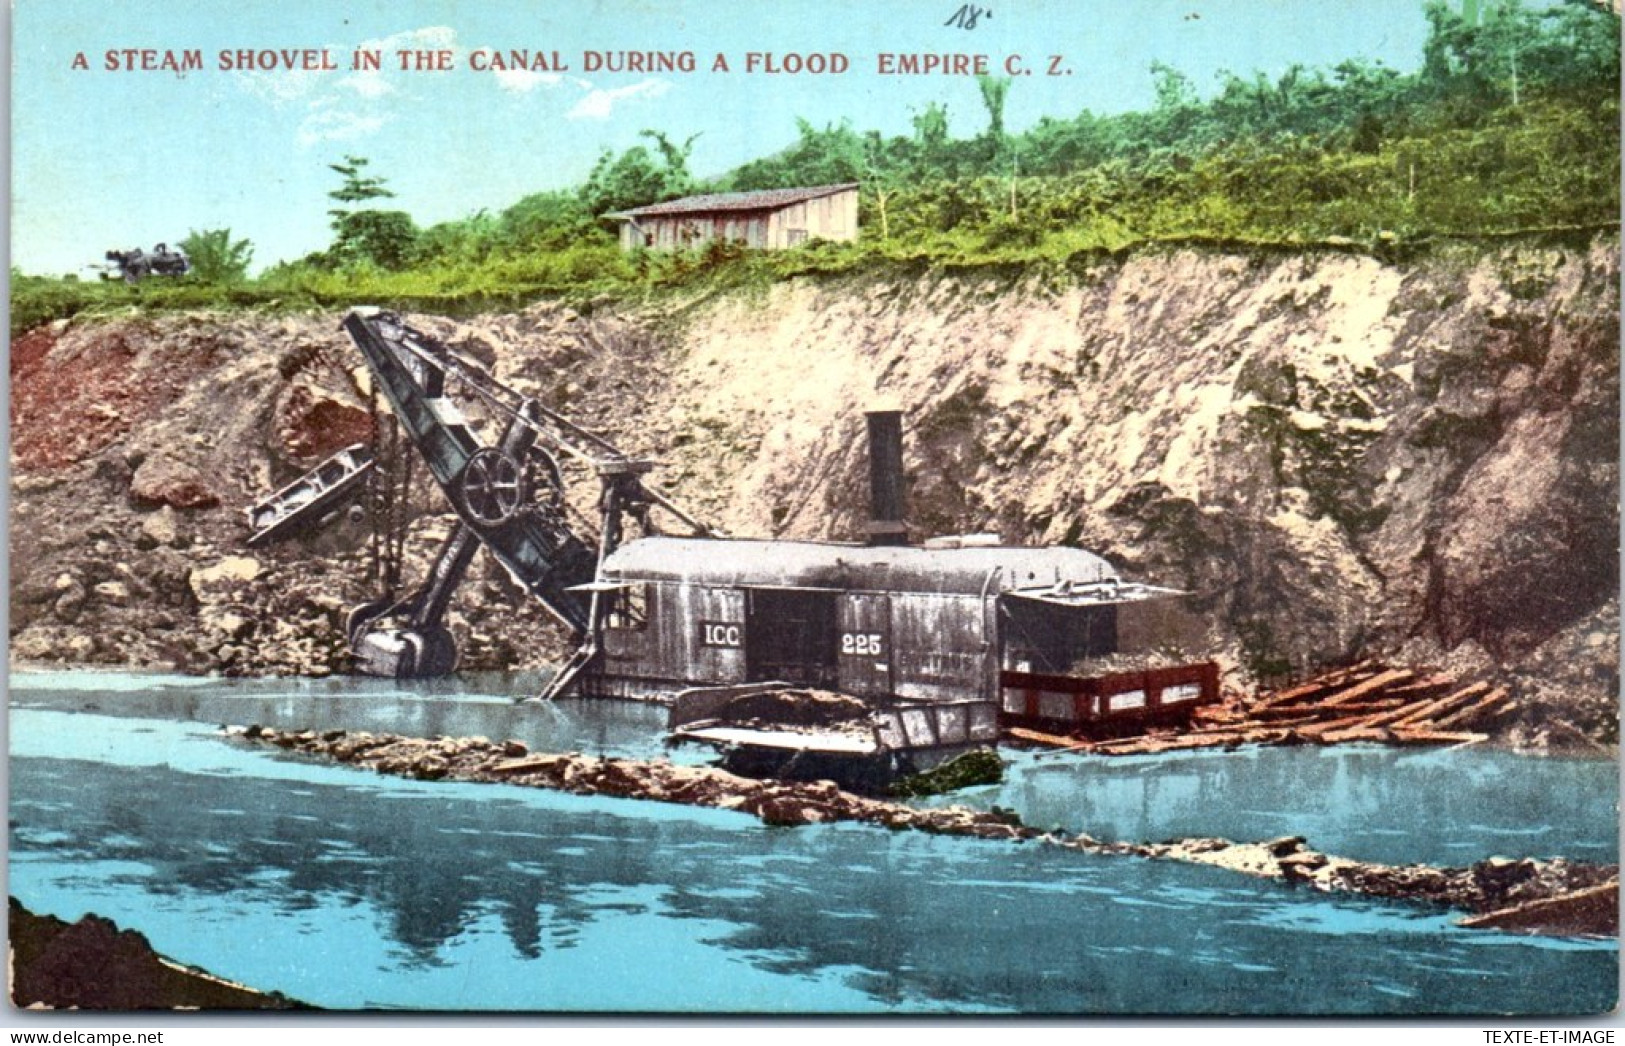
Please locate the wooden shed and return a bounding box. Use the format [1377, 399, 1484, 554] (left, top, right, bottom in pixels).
[608, 182, 859, 251]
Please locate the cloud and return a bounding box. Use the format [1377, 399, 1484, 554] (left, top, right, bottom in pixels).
[233, 26, 459, 148]
[339, 72, 394, 99]
[235, 65, 327, 106]
[566, 78, 671, 121]
[296, 106, 388, 147]
[235, 26, 657, 145]
[493, 67, 563, 94]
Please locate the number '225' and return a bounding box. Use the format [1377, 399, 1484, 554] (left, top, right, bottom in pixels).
[841, 633, 884, 656]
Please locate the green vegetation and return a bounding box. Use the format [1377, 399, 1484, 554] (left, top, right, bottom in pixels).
[323, 156, 418, 270]
[178, 228, 254, 284]
[580, 130, 700, 216]
[14, 0, 1618, 333]
[888, 749, 1007, 798]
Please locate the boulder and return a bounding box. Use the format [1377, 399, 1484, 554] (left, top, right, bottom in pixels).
[53, 579, 87, 622]
[130, 455, 219, 510]
[138, 506, 182, 548]
[189, 556, 263, 603]
[204, 611, 251, 639]
[272, 383, 372, 466]
[13, 573, 62, 606]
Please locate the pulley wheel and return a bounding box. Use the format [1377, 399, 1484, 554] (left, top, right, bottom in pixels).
[461, 447, 527, 526]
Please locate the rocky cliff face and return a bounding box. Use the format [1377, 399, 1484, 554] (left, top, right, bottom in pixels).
[10, 237, 1618, 742]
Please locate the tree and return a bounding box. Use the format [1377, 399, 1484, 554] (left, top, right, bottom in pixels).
[1419, 0, 1535, 102]
[1431, 0, 1621, 99]
[579, 146, 669, 215]
[500, 191, 598, 250]
[327, 155, 394, 210]
[178, 228, 253, 283]
[862, 131, 902, 239]
[976, 74, 1012, 141]
[1150, 61, 1197, 111]
[326, 155, 417, 268]
[1535, 0, 1621, 88]
[729, 119, 866, 191]
[640, 130, 700, 194]
[576, 129, 701, 216]
[909, 102, 953, 175]
[331, 210, 419, 270]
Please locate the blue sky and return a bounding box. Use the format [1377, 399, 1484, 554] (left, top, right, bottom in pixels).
[12, 0, 1433, 276]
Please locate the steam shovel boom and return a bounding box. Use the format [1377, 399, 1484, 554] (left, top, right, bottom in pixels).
[337, 307, 709, 684]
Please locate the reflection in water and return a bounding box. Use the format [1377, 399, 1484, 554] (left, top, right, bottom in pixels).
[8, 676, 1620, 1014]
[924, 743, 1618, 867]
[10, 669, 672, 759]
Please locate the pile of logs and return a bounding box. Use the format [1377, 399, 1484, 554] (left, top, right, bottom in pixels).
[1009, 662, 1515, 757]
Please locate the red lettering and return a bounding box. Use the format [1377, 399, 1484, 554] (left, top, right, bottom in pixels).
[875, 52, 987, 75]
[744, 52, 848, 74]
[105, 48, 204, 73]
[218, 48, 337, 71]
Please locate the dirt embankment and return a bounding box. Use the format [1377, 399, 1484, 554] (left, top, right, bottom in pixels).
[9, 898, 308, 1010]
[234, 724, 1620, 937]
[8, 238, 1618, 743]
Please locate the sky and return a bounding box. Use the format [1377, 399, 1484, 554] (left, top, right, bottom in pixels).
[11, 0, 1435, 276]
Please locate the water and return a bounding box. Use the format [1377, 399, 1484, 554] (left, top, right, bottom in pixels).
[924, 743, 1619, 867]
[8, 670, 1619, 1014]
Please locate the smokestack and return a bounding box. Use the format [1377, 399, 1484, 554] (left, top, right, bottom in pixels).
[865, 408, 908, 546]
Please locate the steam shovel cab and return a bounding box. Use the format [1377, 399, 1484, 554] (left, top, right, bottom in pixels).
[583, 535, 1220, 779]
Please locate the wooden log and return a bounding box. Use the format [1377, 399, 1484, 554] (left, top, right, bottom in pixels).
[1004, 727, 1084, 749]
[1266, 715, 1334, 730]
[1381, 675, 1459, 702]
[1389, 682, 1492, 730]
[1094, 734, 1241, 756]
[1286, 692, 1479, 740]
[1308, 699, 1408, 717]
[1190, 708, 1250, 726]
[1457, 881, 1619, 937]
[1386, 729, 1489, 747]
[1254, 662, 1381, 709]
[1265, 693, 1435, 740]
[1088, 734, 1168, 752]
[1208, 711, 1325, 729]
[1254, 663, 1373, 707]
[1318, 668, 1418, 708]
[1012, 732, 1102, 756]
[1187, 719, 1249, 734]
[1432, 688, 1513, 730]
[1252, 700, 1404, 722]
[1342, 698, 1448, 731]
[1294, 706, 1420, 737]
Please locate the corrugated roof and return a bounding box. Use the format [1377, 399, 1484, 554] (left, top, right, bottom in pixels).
[599, 536, 1121, 598]
[614, 183, 859, 219]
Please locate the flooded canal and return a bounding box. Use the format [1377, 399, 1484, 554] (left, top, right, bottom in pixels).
[9, 670, 1618, 1014]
